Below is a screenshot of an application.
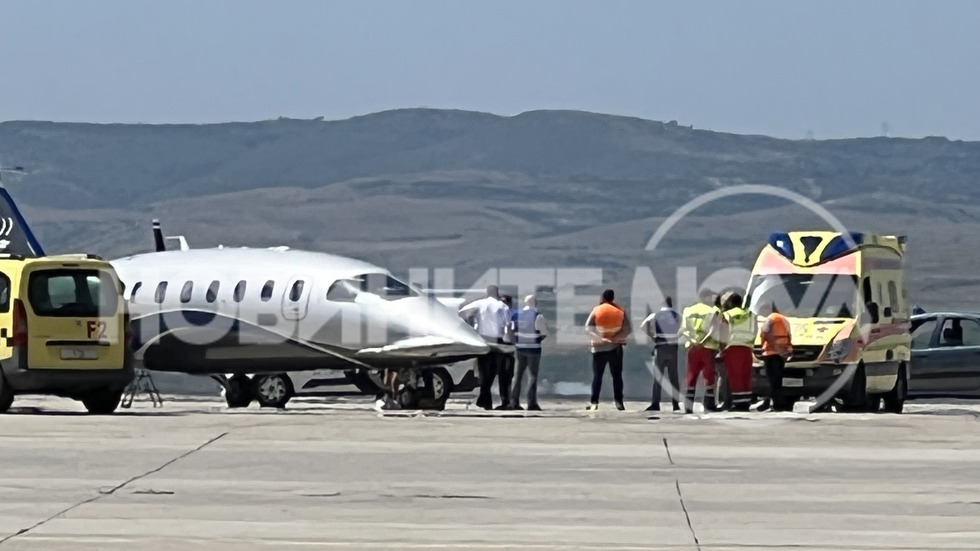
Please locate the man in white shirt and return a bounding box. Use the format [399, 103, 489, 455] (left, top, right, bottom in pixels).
[459, 285, 511, 410]
[640, 296, 682, 412]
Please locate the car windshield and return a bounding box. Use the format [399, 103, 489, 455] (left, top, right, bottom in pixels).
[746, 273, 858, 319]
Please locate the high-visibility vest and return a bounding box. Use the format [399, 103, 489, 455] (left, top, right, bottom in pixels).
[724, 307, 755, 348]
[591, 303, 626, 344]
[515, 308, 543, 350]
[761, 312, 793, 356]
[682, 302, 720, 350]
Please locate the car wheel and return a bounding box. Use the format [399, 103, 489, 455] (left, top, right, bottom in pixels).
[427, 368, 454, 402]
[253, 374, 293, 409]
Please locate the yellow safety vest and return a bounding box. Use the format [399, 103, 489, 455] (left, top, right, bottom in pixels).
[682, 303, 720, 350]
[724, 307, 755, 348]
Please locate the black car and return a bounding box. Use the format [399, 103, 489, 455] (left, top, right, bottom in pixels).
[909, 312, 980, 399]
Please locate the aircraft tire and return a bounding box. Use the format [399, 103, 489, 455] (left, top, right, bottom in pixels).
[225, 374, 253, 408]
[81, 388, 123, 414]
[253, 374, 293, 409]
[0, 375, 13, 413]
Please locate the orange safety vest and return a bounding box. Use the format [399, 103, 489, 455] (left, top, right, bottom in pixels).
[591, 303, 627, 344]
[760, 312, 792, 357]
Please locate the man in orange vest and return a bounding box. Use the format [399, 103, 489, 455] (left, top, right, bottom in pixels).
[758, 300, 793, 411]
[585, 289, 632, 411]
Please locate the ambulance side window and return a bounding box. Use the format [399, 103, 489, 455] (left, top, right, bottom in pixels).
[0, 273, 9, 313]
[862, 278, 872, 304]
[887, 281, 899, 310]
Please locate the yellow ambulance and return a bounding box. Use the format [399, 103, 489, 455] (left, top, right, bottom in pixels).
[744, 231, 911, 412]
[0, 253, 134, 413]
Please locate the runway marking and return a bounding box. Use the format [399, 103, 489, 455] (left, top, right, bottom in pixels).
[0, 431, 228, 546]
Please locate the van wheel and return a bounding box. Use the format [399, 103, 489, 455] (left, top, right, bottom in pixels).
[82, 389, 122, 414]
[0, 376, 13, 413]
[841, 363, 869, 412]
[883, 365, 907, 414]
[253, 374, 293, 409]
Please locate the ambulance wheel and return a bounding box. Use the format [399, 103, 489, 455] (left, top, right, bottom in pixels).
[882, 365, 907, 414]
[225, 374, 253, 408]
[82, 388, 123, 414]
[253, 374, 293, 409]
[0, 375, 13, 413]
[841, 364, 869, 412]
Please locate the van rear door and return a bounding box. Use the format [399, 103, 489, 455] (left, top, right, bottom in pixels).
[23, 267, 125, 370]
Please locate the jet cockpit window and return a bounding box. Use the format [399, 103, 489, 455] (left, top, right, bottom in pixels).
[180, 281, 194, 304]
[326, 279, 359, 302]
[355, 273, 417, 300]
[261, 280, 275, 302]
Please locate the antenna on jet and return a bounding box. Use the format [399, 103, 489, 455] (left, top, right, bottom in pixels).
[152, 219, 166, 252]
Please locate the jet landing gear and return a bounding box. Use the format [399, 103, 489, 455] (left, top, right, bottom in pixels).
[374, 367, 453, 411]
[212, 373, 294, 409]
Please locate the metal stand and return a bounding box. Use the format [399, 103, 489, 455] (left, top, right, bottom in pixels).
[121, 369, 164, 408]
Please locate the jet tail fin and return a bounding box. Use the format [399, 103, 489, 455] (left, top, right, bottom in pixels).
[152, 219, 166, 252]
[150, 219, 190, 251]
[0, 185, 45, 257]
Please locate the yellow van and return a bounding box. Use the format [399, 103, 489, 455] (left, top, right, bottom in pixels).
[0, 254, 134, 413]
[745, 232, 911, 413]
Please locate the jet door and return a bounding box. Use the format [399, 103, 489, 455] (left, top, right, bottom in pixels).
[281, 277, 311, 321]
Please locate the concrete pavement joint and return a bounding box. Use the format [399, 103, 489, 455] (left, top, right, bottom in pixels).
[0, 431, 228, 546]
[662, 437, 674, 465]
[673, 479, 701, 551]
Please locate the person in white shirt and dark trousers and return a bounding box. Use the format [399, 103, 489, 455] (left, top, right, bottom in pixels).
[458, 285, 511, 410]
[509, 294, 548, 410]
[640, 296, 682, 412]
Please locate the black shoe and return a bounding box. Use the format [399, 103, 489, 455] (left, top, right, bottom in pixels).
[528, 404, 542, 411]
[511, 404, 524, 411]
[494, 404, 509, 410]
[615, 401, 625, 411]
[672, 402, 681, 412]
[645, 404, 660, 412]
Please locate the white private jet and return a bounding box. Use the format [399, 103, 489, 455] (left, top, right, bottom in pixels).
[0, 180, 489, 410]
[108, 221, 489, 409]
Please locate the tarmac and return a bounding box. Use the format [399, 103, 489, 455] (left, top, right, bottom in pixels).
[1, 394, 979, 550]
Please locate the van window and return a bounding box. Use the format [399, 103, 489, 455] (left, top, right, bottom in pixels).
[130, 281, 142, 302]
[0, 273, 10, 313]
[233, 280, 246, 302]
[180, 281, 194, 303]
[206, 280, 220, 303]
[862, 278, 872, 304]
[155, 282, 168, 303]
[28, 269, 119, 317]
[261, 280, 275, 302]
[289, 280, 305, 301]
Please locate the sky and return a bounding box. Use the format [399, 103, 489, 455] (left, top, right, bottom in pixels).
[1, 0, 979, 140]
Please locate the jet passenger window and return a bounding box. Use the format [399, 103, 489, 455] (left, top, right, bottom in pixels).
[233, 281, 247, 302]
[206, 280, 220, 303]
[289, 280, 305, 302]
[130, 281, 142, 302]
[180, 281, 194, 303]
[154, 282, 168, 304]
[261, 280, 275, 302]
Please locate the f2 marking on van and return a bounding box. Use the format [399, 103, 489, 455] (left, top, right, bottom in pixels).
[87, 320, 107, 339]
